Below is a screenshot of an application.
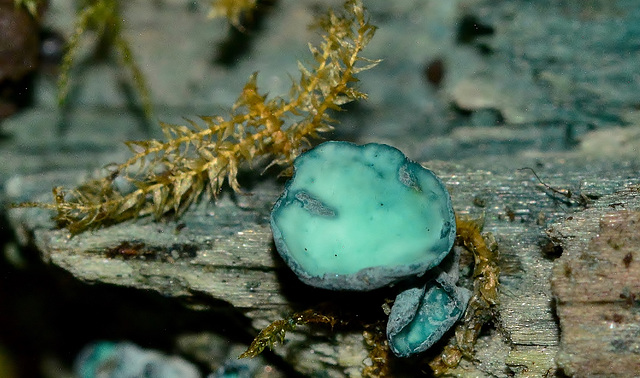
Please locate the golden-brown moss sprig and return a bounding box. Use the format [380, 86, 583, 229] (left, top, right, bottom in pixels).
[429, 216, 501, 375]
[27, 0, 378, 234]
[239, 309, 341, 359]
[58, 0, 153, 119]
[14, 0, 43, 17]
[209, 0, 258, 29]
[362, 320, 391, 378]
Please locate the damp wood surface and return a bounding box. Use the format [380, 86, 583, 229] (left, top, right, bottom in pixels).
[6, 149, 640, 377]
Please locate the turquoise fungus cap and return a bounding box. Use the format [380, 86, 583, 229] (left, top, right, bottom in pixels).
[271, 141, 456, 290]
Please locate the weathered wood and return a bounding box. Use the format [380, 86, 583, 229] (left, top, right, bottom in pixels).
[550, 187, 640, 377]
[6, 152, 640, 377]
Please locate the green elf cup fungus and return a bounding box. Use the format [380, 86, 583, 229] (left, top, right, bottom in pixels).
[270, 141, 456, 291]
[270, 141, 470, 357]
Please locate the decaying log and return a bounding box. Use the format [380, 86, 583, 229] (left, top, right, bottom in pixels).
[6, 153, 640, 377]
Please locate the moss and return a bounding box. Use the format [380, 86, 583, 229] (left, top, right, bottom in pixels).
[56, 0, 153, 120]
[239, 309, 342, 359]
[14, 0, 43, 18]
[429, 216, 501, 376]
[208, 0, 258, 30]
[18, 0, 379, 234]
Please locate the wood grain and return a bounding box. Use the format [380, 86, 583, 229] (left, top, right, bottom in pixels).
[7, 155, 640, 376]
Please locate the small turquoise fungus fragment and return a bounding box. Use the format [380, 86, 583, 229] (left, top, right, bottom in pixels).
[270, 141, 456, 291]
[386, 261, 471, 357]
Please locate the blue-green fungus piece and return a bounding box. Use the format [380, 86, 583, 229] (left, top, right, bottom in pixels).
[74, 341, 200, 378]
[386, 269, 471, 357]
[270, 141, 456, 291]
[74, 341, 117, 378]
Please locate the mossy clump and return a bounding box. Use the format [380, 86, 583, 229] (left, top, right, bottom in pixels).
[20, 0, 379, 234]
[56, 0, 153, 119]
[239, 309, 342, 359]
[429, 216, 501, 375]
[208, 0, 258, 29]
[14, 0, 43, 18]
